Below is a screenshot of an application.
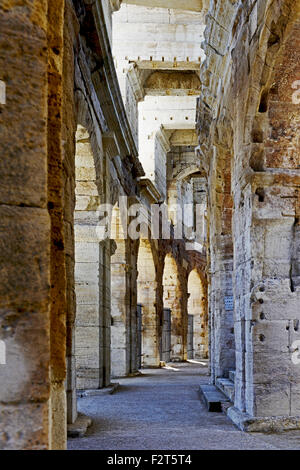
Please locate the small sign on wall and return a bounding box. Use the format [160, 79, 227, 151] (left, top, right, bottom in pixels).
[0, 340, 6, 365]
[224, 296, 234, 311]
[0, 81, 6, 105]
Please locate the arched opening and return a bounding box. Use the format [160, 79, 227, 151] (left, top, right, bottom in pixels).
[187, 269, 208, 359]
[137, 239, 159, 367]
[163, 253, 185, 361]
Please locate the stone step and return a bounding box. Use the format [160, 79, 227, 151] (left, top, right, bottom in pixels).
[67, 413, 92, 438]
[229, 370, 235, 383]
[198, 384, 230, 412]
[216, 377, 235, 402]
[77, 382, 119, 397]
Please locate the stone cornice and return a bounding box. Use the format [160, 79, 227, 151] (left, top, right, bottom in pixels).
[137, 178, 162, 204]
[81, 0, 144, 178]
[155, 126, 171, 154]
[127, 64, 145, 103]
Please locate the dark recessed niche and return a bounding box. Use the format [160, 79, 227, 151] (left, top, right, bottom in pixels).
[259, 90, 269, 113]
[255, 188, 265, 202]
[259, 334, 265, 342]
[260, 312, 265, 320]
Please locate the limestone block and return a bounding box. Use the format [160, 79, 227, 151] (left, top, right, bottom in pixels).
[75, 284, 99, 305]
[0, 206, 50, 306]
[75, 304, 99, 327]
[76, 166, 97, 182]
[111, 348, 127, 377]
[75, 326, 100, 351]
[250, 382, 290, 417]
[76, 181, 99, 197]
[50, 382, 67, 449]
[75, 242, 100, 263]
[111, 323, 127, 346]
[76, 374, 100, 391]
[251, 279, 300, 321]
[0, 12, 48, 207]
[0, 312, 50, 403]
[0, 402, 49, 450]
[245, 351, 292, 385]
[253, 188, 296, 220]
[246, 320, 290, 354]
[75, 262, 99, 285]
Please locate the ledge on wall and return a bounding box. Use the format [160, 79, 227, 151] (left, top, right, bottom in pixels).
[227, 406, 300, 433]
[67, 413, 92, 438]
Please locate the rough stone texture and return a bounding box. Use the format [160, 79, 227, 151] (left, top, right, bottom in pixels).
[5, 0, 299, 451]
[197, 0, 300, 428]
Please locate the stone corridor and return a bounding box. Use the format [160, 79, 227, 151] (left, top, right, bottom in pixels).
[68, 362, 300, 450]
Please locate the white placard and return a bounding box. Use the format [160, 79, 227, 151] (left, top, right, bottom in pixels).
[0, 80, 6, 105]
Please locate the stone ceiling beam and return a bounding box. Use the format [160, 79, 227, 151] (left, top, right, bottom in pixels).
[134, 60, 201, 71]
[121, 0, 204, 12]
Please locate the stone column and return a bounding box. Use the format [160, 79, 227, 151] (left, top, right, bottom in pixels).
[230, 13, 300, 429]
[163, 255, 186, 361]
[111, 255, 131, 377]
[0, 0, 66, 450]
[137, 240, 160, 367]
[208, 145, 235, 381]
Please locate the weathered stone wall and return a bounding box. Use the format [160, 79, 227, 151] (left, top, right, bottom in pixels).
[0, 0, 209, 450]
[197, 0, 300, 429]
[188, 269, 208, 358]
[0, 0, 69, 450]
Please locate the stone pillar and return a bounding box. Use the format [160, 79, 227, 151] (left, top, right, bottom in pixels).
[188, 270, 208, 359]
[137, 240, 160, 367]
[229, 175, 300, 430]
[163, 254, 186, 361]
[0, 0, 66, 450]
[229, 13, 300, 429]
[75, 234, 103, 389]
[140, 280, 160, 367]
[111, 253, 131, 377]
[111, 233, 140, 376]
[74, 126, 111, 389]
[99, 238, 112, 387]
[208, 145, 235, 381]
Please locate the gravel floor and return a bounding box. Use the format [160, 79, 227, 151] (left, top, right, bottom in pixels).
[68, 361, 300, 450]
